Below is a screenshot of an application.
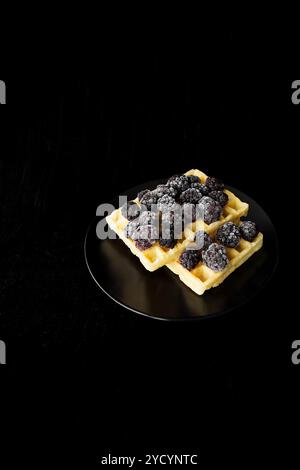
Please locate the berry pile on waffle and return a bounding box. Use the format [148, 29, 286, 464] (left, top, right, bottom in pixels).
[167, 222, 263, 295]
[106, 169, 263, 294]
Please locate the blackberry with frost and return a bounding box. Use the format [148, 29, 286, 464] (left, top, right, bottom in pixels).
[167, 174, 189, 194]
[167, 174, 180, 182]
[139, 210, 159, 226]
[205, 176, 225, 192]
[191, 182, 210, 196]
[194, 231, 213, 251]
[160, 213, 181, 248]
[179, 249, 202, 271]
[140, 190, 159, 211]
[133, 224, 159, 251]
[180, 231, 212, 266]
[179, 188, 202, 205]
[155, 184, 177, 199]
[202, 243, 229, 272]
[124, 220, 140, 239]
[240, 221, 258, 242]
[182, 202, 205, 224]
[182, 203, 198, 224]
[137, 189, 150, 201]
[136, 223, 159, 240]
[135, 239, 153, 251]
[157, 194, 177, 213]
[121, 201, 140, 221]
[159, 236, 177, 249]
[199, 196, 222, 225]
[187, 175, 201, 185]
[161, 207, 182, 229]
[209, 190, 229, 207]
[216, 222, 241, 248]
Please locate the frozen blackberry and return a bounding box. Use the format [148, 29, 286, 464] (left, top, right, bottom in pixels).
[240, 221, 258, 242]
[216, 222, 241, 248]
[161, 210, 183, 238]
[161, 209, 182, 226]
[124, 220, 140, 238]
[205, 176, 225, 192]
[121, 201, 140, 221]
[182, 203, 198, 224]
[202, 243, 229, 272]
[179, 188, 202, 205]
[191, 182, 210, 196]
[161, 213, 182, 246]
[138, 223, 159, 240]
[139, 211, 159, 226]
[140, 190, 159, 211]
[199, 196, 222, 225]
[137, 189, 150, 201]
[130, 224, 143, 240]
[159, 236, 177, 249]
[167, 174, 180, 182]
[187, 175, 201, 185]
[209, 190, 229, 208]
[179, 249, 202, 271]
[155, 184, 178, 199]
[135, 239, 153, 251]
[194, 231, 213, 251]
[133, 224, 159, 251]
[157, 194, 177, 213]
[167, 174, 190, 194]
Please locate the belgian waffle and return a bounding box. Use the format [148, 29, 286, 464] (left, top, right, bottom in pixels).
[106, 202, 193, 271]
[167, 227, 263, 295]
[106, 169, 249, 272]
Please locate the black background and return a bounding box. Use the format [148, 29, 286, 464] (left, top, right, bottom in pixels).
[0, 34, 297, 464]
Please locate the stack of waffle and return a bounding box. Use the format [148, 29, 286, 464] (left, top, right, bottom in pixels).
[106, 169, 262, 295]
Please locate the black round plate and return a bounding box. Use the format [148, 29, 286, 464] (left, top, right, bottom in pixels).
[84, 180, 279, 321]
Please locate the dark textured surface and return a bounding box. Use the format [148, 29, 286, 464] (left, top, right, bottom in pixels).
[0, 45, 294, 461]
